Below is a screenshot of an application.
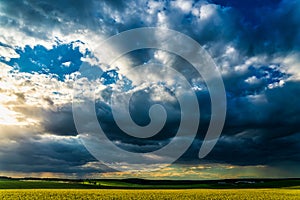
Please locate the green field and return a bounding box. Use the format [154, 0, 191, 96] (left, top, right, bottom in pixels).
[82, 179, 300, 189]
[1, 178, 300, 189]
[0, 178, 300, 189]
[0, 179, 98, 189]
[0, 189, 299, 200]
[0, 178, 299, 199]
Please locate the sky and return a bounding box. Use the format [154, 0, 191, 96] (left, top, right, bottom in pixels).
[0, 0, 299, 179]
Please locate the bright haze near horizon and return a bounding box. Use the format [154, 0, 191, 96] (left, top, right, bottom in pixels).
[0, 0, 299, 179]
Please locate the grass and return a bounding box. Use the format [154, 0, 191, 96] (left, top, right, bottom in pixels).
[0, 179, 98, 189]
[1, 178, 300, 189]
[0, 189, 299, 200]
[82, 179, 300, 189]
[0, 178, 299, 199]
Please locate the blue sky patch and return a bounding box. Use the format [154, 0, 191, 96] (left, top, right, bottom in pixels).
[1, 41, 84, 81]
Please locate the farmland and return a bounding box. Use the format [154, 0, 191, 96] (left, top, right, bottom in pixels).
[1, 177, 300, 189]
[0, 178, 299, 199]
[0, 189, 299, 200]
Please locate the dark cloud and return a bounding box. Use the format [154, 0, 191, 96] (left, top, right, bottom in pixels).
[0, 134, 103, 174]
[223, 64, 288, 98]
[42, 107, 77, 136]
[207, 131, 300, 166]
[210, 0, 282, 14]
[225, 81, 300, 128]
[0, 0, 97, 33]
[183, 80, 300, 166]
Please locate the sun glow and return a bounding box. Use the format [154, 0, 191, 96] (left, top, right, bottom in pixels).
[0, 105, 20, 125]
